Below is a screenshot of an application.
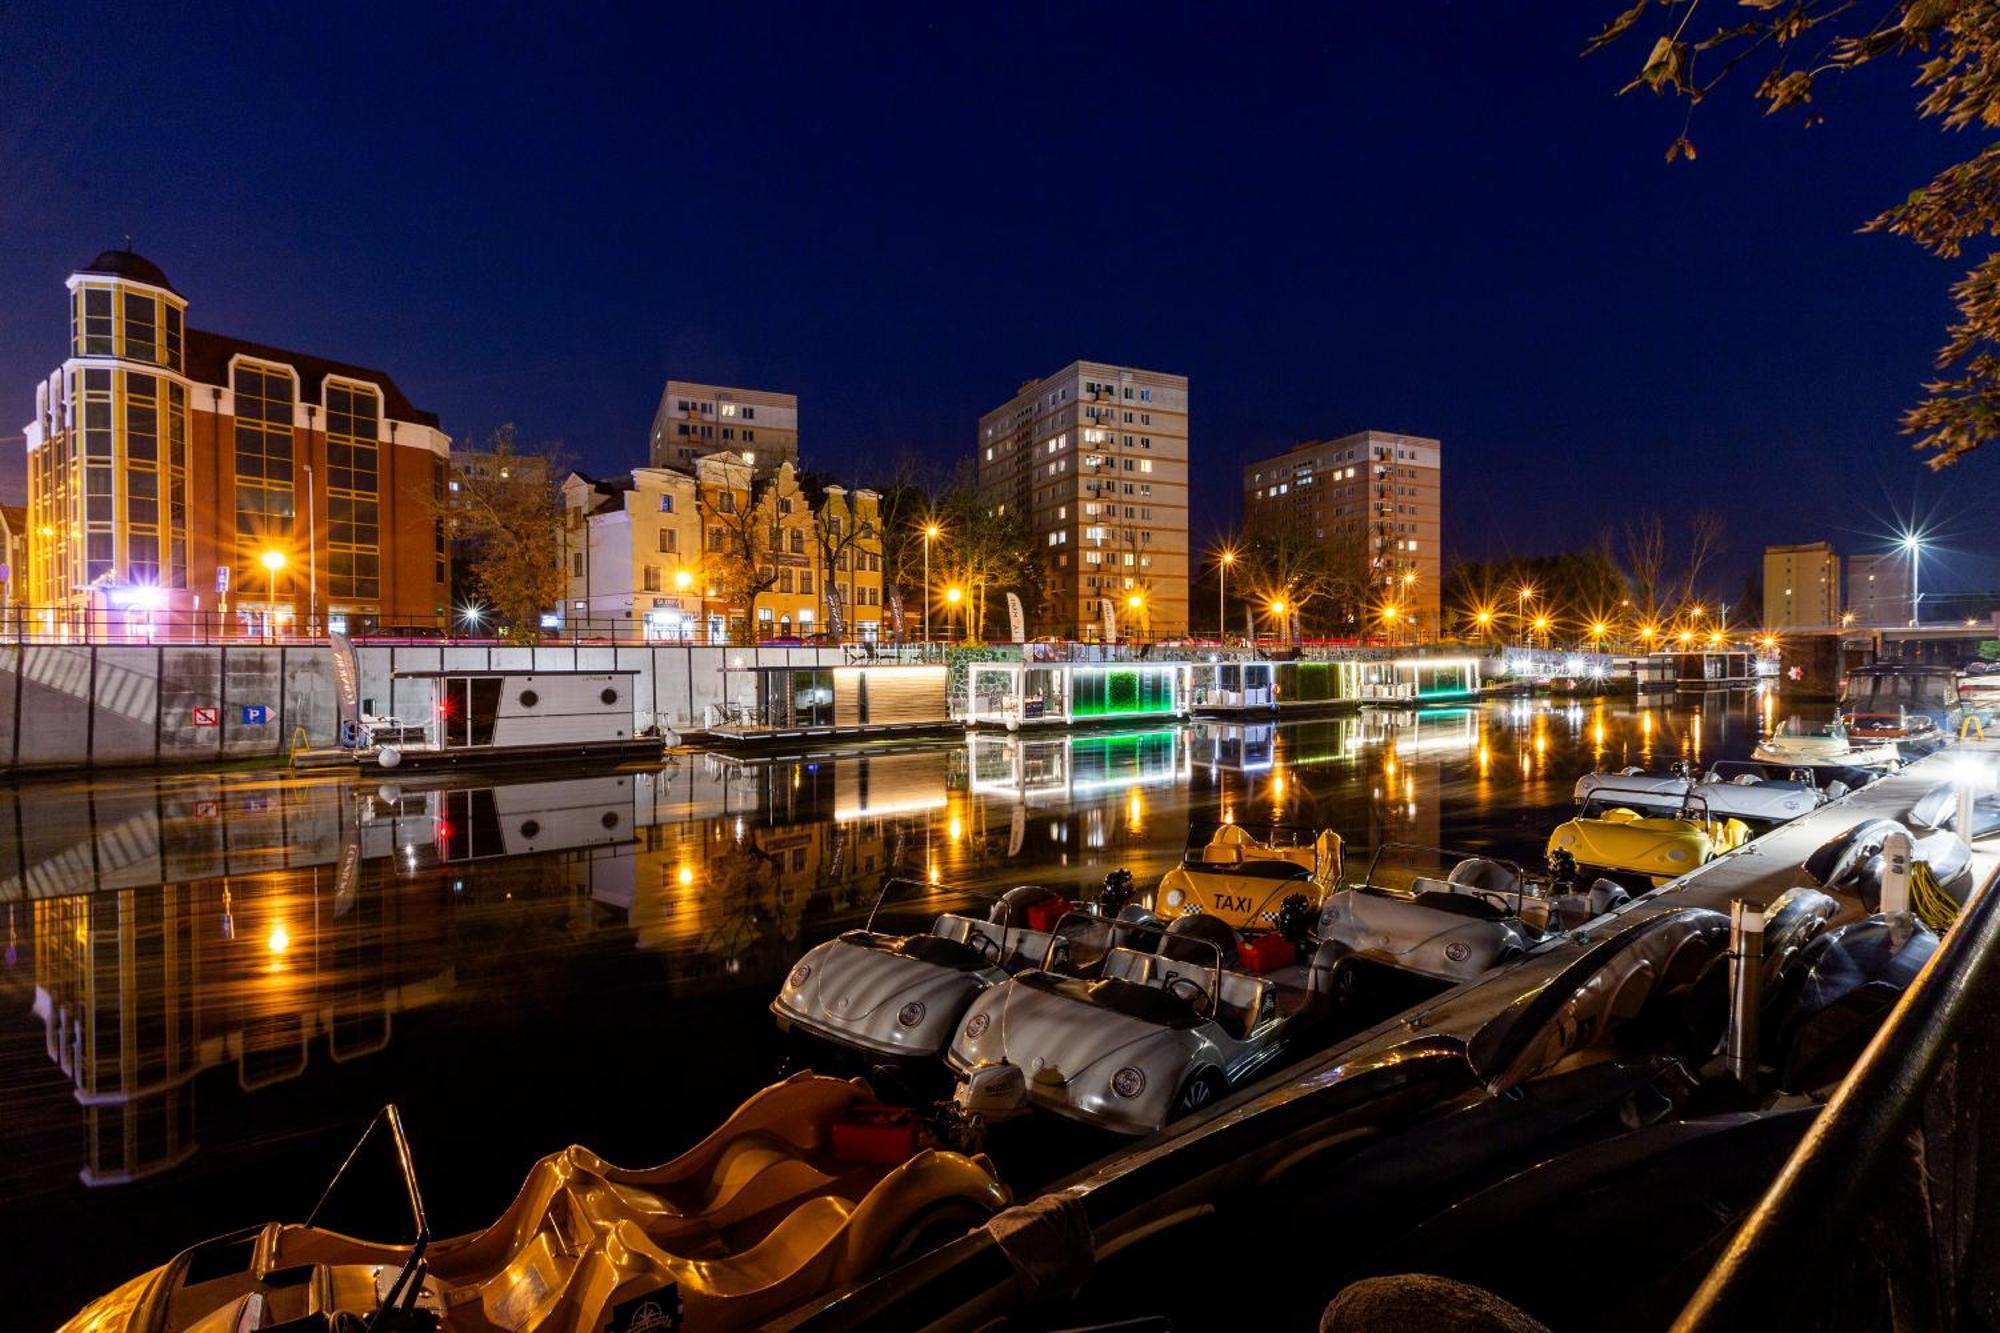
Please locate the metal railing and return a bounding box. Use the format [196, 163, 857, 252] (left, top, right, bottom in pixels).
[1674, 870, 2000, 1330]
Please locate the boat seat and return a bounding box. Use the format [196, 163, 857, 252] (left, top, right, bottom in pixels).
[1213, 971, 1271, 1041]
[997, 927, 1058, 973]
[1447, 857, 1520, 896]
[932, 914, 1004, 964]
[1100, 947, 1158, 985]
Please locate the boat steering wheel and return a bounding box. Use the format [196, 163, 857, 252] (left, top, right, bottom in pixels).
[1165, 972, 1212, 1015]
[968, 930, 1004, 964]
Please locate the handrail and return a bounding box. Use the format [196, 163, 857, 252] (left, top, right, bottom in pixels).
[1674, 871, 2000, 1330]
[305, 1104, 431, 1332]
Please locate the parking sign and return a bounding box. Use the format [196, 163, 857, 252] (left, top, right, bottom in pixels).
[240, 705, 269, 726]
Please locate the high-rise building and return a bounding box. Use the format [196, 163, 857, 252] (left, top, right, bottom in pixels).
[1242, 431, 1442, 637]
[648, 381, 799, 476]
[975, 361, 1189, 639]
[1849, 551, 1915, 626]
[1762, 541, 1840, 628]
[20, 249, 450, 637]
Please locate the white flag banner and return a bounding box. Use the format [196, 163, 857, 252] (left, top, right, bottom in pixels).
[1101, 597, 1117, 644]
[1005, 592, 1026, 644]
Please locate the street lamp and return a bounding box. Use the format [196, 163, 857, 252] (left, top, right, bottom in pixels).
[1381, 603, 1401, 645]
[922, 521, 942, 643]
[1217, 547, 1237, 641]
[1127, 591, 1145, 640]
[258, 549, 286, 642]
[1516, 584, 1535, 647]
[1532, 614, 1550, 647]
[945, 583, 963, 642]
[1900, 531, 1924, 627]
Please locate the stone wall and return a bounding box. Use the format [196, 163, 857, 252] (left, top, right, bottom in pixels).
[0, 641, 849, 771]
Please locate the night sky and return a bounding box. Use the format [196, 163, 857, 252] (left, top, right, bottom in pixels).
[2, 2, 1993, 598]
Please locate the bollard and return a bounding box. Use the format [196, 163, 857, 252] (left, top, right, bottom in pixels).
[1880, 830, 1912, 914]
[1726, 899, 1767, 1098]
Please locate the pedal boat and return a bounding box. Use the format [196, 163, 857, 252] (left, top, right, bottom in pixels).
[1573, 760, 1870, 829]
[1547, 786, 1751, 889]
[1149, 821, 1344, 929]
[60, 1074, 1007, 1333]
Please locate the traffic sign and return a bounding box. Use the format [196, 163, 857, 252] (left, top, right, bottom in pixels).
[240, 704, 269, 726]
[216, 565, 230, 593]
[193, 799, 219, 818]
[192, 706, 219, 727]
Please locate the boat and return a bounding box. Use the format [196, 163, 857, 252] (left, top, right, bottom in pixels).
[1546, 788, 1752, 888]
[946, 847, 1603, 1136]
[1752, 716, 1905, 770]
[1839, 662, 1965, 743]
[59, 1073, 1007, 1333]
[1148, 821, 1345, 929]
[1572, 760, 1875, 828]
[772, 876, 1140, 1066]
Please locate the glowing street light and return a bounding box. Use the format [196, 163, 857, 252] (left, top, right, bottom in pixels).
[1900, 530, 1925, 626]
[674, 568, 693, 591]
[945, 583, 964, 641]
[921, 520, 943, 643]
[259, 549, 286, 642]
[1216, 546, 1238, 641]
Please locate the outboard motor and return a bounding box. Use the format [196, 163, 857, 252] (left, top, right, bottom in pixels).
[1097, 868, 1137, 918]
[1767, 912, 1939, 1093]
[1275, 891, 1316, 945]
[1547, 848, 1581, 896]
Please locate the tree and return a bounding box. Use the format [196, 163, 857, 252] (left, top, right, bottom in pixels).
[930, 462, 1036, 643]
[797, 470, 880, 641]
[1240, 516, 1371, 644]
[1588, 3, 2000, 465]
[444, 425, 566, 643]
[697, 454, 778, 642]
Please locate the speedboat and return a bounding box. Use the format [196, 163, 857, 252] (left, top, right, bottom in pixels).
[773, 877, 1136, 1066]
[1752, 717, 1903, 770]
[1149, 821, 1344, 929]
[1546, 788, 1752, 889]
[1573, 760, 1873, 828]
[947, 848, 1602, 1136]
[1840, 662, 1965, 742]
[60, 1074, 1007, 1333]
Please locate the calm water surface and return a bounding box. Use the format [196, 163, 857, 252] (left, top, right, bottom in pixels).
[0, 692, 1776, 1328]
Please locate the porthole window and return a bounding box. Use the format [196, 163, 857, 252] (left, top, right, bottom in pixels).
[600, 688, 619, 705]
[520, 819, 541, 839]
[519, 689, 540, 708]
[601, 811, 620, 829]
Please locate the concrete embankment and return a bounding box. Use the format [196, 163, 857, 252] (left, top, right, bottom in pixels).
[0, 642, 854, 771]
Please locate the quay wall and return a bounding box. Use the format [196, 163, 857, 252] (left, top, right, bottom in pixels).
[0, 642, 851, 772]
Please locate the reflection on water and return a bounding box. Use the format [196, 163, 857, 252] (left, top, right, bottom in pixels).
[0, 694, 1772, 1326]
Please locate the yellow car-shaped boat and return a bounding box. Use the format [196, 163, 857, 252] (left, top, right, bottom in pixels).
[1150, 821, 1344, 929]
[61, 1073, 1007, 1333]
[1547, 787, 1751, 888]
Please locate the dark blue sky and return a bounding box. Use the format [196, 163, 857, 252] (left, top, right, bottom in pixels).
[2, 2, 1992, 597]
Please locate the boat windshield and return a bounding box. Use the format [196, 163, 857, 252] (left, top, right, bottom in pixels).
[1773, 716, 1847, 740]
[1841, 670, 1959, 711]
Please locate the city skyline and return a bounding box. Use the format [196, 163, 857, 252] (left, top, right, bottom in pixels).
[2, 5, 1995, 597]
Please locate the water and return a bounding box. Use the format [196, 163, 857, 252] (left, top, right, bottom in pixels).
[0, 692, 1773, 1329]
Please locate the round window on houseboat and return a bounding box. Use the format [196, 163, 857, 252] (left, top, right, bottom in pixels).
[519, 689, 540, 708]
[521, 820, 541, 839]
[601, 811, 620, 829]
[601, 688, 619, 705]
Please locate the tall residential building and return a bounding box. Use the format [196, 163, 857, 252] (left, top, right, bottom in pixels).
[648, 380, 799, 476]
[1849, 551, 1915, 626]
[1242, 431, 1442, 637]
[560, 455, 883, 642]
[1762, 541, 1841, 628]
[975, 361, 1189, 639]
[21, 249, 450, 637]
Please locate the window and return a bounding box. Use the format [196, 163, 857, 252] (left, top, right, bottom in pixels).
[644, 565, 661, 591]
[124, 372, 162, 583]
[658, 529, 677, 553]
[326, 381, 381, 599]
[232, 362, 296, 555]
[799, 570, 813, 594]
[572, 552, 584, 577]
[789, 528, 804, 554]
[164, 304, 182, 371]
[660, 493, 674, 513]
[78, 287, 114, 355]
[122, 292, 157, 364]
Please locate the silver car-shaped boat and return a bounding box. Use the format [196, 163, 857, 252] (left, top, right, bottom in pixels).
[773, 876, 1135, 1065]
[947, 848, 1607, 1135]
[1573, 760, 1873, 828]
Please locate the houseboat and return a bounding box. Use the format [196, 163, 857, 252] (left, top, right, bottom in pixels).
[962, 659, 1185, 729]
[698, 661, 954, 746]
[316, 669, 662, 770]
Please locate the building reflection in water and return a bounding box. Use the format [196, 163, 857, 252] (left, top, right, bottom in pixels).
[0, 699, 1747, 1190]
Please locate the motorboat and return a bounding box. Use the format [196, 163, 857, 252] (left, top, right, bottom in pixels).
[1546, 788, 1752, 888]
[1752, 716, 1904, 770]
[773, 876, 1137, 1066]
[1840, 662, 1965, 741]
[60, 1073, 1008, 1333]
[1572, 760, 1874, 828]
[1149, 821, 1344, 929]
[946, 848, 1606, 1136]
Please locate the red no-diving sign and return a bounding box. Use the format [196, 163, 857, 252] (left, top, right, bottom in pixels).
[192, 706, 219, 727]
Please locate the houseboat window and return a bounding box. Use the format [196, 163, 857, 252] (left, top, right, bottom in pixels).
[447, 676, 503, 746]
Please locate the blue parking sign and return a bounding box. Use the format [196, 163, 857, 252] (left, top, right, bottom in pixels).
[240, 705, 269, 726]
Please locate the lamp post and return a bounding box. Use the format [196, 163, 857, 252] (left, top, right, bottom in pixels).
[1218, 548, 1235, 642]
[259, 549, 286, 643]
[945, 584, 963, 643]
[1268, 598, 1288, 647]
[1516, 585, 1534, 648]
[1127, 592, 1145, 643]
[922, 521, 941, 643]
[1901, 532, 1923, 627]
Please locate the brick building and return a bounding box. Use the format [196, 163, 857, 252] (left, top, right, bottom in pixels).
[20, 250, 450, 637]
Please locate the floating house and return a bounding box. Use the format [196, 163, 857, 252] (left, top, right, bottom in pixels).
[962, 661, 1185, 729]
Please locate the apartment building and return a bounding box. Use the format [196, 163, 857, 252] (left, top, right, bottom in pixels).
[1849, 552, 1915, 627]
[648, 380, 799, 477]
[1242, 430, 1442, 636]
[562, 454, 882, 642]
[1762, 541, 1841, 628]
[20, 249, 450, 636]
[975, 360, 1189, 639]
